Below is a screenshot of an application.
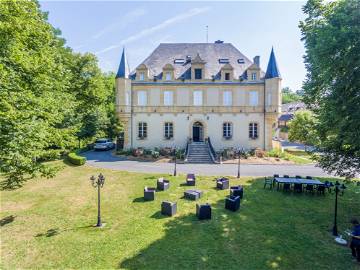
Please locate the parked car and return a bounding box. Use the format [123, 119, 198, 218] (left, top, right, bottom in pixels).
[94, 138, 115, 151]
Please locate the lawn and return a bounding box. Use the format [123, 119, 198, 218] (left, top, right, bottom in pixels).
[284, 149, 314, 164]
[1, 162, 360, 269]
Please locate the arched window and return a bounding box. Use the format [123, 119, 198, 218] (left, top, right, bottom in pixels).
[223, 122, 232, 139]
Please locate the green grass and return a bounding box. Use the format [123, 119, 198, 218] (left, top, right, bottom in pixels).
[1, 162, 360, 269]
[282, 149, 314, 164]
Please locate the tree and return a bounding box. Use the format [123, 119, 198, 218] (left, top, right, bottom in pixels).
[288, 111, 318, 151]
[282, 87, 302, 104]
[299, 0, 360, 177]
[0, 1, 120, 187]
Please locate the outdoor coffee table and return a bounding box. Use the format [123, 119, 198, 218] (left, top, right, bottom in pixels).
[184, 190, 203, 200]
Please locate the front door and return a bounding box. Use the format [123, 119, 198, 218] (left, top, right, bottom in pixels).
[193, 126, 200, 142]
[192, 122, 203, 142]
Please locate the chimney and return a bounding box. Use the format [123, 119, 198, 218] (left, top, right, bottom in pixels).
[253, 56, 260, 67]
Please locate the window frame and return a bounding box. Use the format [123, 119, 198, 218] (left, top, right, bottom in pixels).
[137, 91, 147, 106]
[139, 72, 145, 81]
[193, 90, 203, 106]
[249, 91, 259, 106]
[164, 122, 174, 140]
[138, 122, 147, 139]
[163, 90, 173, 106]
[249, 122, 258, 139]
[223, 90, 232, 106]
[223, 122, 233, 139]
[194, 68, 202, 80]
[165, 72, 171, 81]
[251, 72, 257, 80]
[225, 72, 230, 81]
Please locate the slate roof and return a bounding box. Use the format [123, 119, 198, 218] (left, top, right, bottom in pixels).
[265, 47, 281, 79]
[281, 102, 306, 113]
[116, 48, 129, 78]
[129, 43, 265, 80]
[278, 114, 294, 122]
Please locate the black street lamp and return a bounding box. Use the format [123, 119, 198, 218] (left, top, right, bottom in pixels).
[237, 149, 241, 178]
[173, 147, 177, 176]
[332, 181, 346, 236]
[90, 173, 105, 227]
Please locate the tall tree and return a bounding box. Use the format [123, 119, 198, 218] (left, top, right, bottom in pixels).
[299, 0, 360, 177]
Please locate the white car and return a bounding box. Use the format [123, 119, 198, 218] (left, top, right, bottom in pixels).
[94, 138, 115, 151]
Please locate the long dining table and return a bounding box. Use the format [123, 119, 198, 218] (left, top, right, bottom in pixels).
[274, 177, 324, 190]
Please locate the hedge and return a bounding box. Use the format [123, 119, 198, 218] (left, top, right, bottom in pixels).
[67, 152, 86, 166]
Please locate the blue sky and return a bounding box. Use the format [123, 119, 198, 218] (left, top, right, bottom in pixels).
[40, 1, 307, 90]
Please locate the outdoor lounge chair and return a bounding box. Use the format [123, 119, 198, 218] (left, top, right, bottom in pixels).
[264, 177, 273, 189]
[184, 190, 203, 200]
[161, 201, 177, 216]
[216, 178, 229, 190]
[230, 186, 243, 199]
[225, 196, 240, 212]
[186, 174, 196, 186]
[196, 203, 211, 220]
[144, 187, 156, 201]
[157, 178, 170, 191]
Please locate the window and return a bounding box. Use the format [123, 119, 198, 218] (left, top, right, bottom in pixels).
[164, 122, 173, 139]
[194, 68, 202, 80]
[251, 72, 257, 80]
[137, 91, 147, 106]
[125, 92, 130, 106]
[225, 73, 230, 81]
[165, 72, 171, 81]
[219, 58, 230, 64]
[249, 123, 258, 139]
[223, 91, 232, 106]
[223, 122, 232, 139]
[139, 72, 145, 81]
[164, 91, 173, 106]
[237, 58, 245, 64]
[174, 59, 185, 64]
[138, 122, 147, 139]
[249, 91, 258, 106]
[193, 91, 203, 106]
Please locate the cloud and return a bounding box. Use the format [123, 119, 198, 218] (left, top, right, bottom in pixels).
[95, 6, 211, 55]
[92, 8, 146, 40]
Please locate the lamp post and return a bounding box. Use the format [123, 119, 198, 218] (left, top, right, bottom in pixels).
[237, 149, 241, 178]
[90, 173, 105, 227]
[173, 147, 177, 176]
[332, 181, 346, 236]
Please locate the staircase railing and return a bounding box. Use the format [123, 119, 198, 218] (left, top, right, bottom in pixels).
[184, 137, 190, 162]
[206, 137, 218, 163]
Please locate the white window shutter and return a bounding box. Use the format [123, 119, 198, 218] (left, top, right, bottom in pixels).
[250, 91, 258, 106]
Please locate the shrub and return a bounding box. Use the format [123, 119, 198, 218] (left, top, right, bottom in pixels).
[151, 150, 160, 158]
[159, 147, 173, 157]
[132, 148, 144, 157]
[67, 152, 86, 165]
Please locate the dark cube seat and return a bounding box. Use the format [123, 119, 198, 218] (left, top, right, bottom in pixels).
[216, 177, 229, 190]
[157, 178, 170, 191]
[186, 174, 196, 186]
[161, 201, 177, 216]
[144, 187, 156, 201]
[230, 185, 243, 199]
[196, 203, 211, 220]
[225, 195, 240, 212]
[184, 190, 203, 200]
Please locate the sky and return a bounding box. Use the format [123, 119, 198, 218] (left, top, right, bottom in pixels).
[40, 1, 307, 90]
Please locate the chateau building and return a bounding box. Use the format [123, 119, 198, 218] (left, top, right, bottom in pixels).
[115, 41, 281, 158]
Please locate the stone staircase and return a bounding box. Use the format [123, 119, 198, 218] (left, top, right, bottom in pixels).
[186, 142, 214, 164]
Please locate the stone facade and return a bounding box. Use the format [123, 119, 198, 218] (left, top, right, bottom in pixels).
[116, 43, 282, 151]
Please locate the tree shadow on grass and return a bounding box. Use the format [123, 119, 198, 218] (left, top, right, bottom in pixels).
[35, 228, 60, 238]
[119, 177, 358, 270]
[0, 215, 16, 227]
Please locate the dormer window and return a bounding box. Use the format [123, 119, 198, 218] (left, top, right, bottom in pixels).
[251, 72, 257, 80]
[219, 58, 230, 64]
[238, 58, 245, 64]
[139, 72, 145, 81]
[174, 59, 185, 64]
[165, 72, 171, 81]
[194, 69, 202, 80]
[225, 73, 230, 81]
